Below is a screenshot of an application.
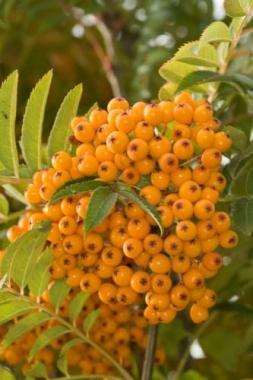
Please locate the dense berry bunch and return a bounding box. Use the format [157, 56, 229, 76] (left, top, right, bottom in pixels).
[1, 91, 238, 375]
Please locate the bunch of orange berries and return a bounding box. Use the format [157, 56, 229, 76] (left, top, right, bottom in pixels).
[2, 91, 238, 375]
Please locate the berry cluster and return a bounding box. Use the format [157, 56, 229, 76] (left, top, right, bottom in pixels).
[2, 91, 238, 375]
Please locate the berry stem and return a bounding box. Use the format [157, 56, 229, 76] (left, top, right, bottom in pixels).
[141, 324, 159, 380]
[179, 154, 201, 167]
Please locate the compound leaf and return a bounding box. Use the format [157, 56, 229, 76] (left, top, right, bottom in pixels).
[48, 279, 71, 309]
[24, 362, 49, 379]
[20, 70, 53, 172]
[28, 247, 54, 297]
[68, 291, 90, 323]
[83, 308, 100, 334]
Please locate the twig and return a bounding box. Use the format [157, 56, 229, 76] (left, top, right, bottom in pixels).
[141, 324, 159, 380]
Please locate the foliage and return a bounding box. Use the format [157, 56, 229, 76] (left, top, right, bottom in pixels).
[0, 1, 253, 380]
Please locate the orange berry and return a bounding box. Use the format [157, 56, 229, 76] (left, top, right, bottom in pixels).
[213, 131, 232, 152]
[121, 166, 141, 185]
[193, 199, 215, 220]
[127, 138, 149, 161]
[143, 103, 164, 126]
[190, 303, 209, 323]
[202, 252, 223, 271]
[183, 268, 205, 290]
[74, 121, 96, 143]
[150, 169, 170, 190]
[130, 271, 152, 293]
[115, 111, 136, 133]
[171, 123, 191, 141]
[193, 103, 213, 123]
[97, 161, 118, 182]
[80, 273, 101, 293]
[173, 102, 193, 124]
[164, 234, 183, 256]
[134, 121, 155, 141]
[89, 108, 108, 129]
[176, 220, 197, 241]
[172, 198, 194, 220]
[158, 153, 179, 173]
[139, 185, 162, 206]
[106, 131, 129, 154]
[159, 100, 175, 123]
[51, 151, 72, 171]
[170, 166, 192, 188]
[196, 127, 215, 149]
[178, 180, 201, 203]
[173, 139, 194, 160]
[201, 148, 222, 168]
[149, 136, 171, 159]
[219, 229, 238, 249]
[107, 97, 129, 112]
[149, 253, 171, 274]
[77, 154, 99, 176]
[127, 217, 151, 239]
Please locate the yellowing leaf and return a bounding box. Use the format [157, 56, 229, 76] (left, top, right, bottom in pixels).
[173, 41, 219, 68]
[224, 0, 247, 16]
[199, 21, 232, 48]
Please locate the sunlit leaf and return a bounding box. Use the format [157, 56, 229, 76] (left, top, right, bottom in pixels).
[83, 308, 100, 334]
[85, 102, 98, 118]
[199, 21, 232, 48]
[159, 60, 198, 83]
[158, 82, 179, 100]
[68, 291, 90, 323]
[1, 184, 29, 206]
[48, 279, 71, 309]
[0, 71, 19, 177]
[20, 70, 53, 172]
[224, 0, 246, 16]
[117, 189, 163, 235]
[49, 177, 110, 204]
[3, 311, 51, 350]
[231, 198, 253, 235]
[84, 186, 117, 235]
[28, 247, 53, 297]
[0, 194, 9, 215]
[60, 338, 83, 355]
[1, 220, 51, 290]
[0, 297, 34, 325]
[46, 83, 82, 161]
[0, 368, 16, 380]
[173, 41, 219, 67]
[28, 326, 69, 361]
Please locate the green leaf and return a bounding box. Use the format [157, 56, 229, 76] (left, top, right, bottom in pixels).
[0, 194, 9, 215]
[85, 102, 98, 119]
[49, 177, 110, 204]
[199, 21, 232, 48]
[224, 126, 247, 152]
[246, 167, 253, 194]
[228, 141, 253, 179]
[2, 311, 51, 350]
[224, 0, 246, 16]
[199, 330, 241, 371]
[60, 337, 83, 355]
[28, 326, 69, 361]
[173, 41, 219, 67]
[118, 189, 164, 235]
[0, 368, 16, 380]
[1, 220, 51, 290]
[68, 291, 90, 323]
[20, 70, 53, 172]
[181, 369, 209, 380]
[46, 83, 82, 161]
[231, 198, 253, 235]
[57, 354, 69, 377]
[158, 82, 180, 100]
[0, 297, 34, 325]
[0, 71, 19, 177]
[1, 184, 29, 206]
[48, 278, 71, 309]
[25, 362, 49, 379]
[83, 308, 100, 334]
[28, 247, 53, 297]
[159, 60, 198, 83]
[84, 186, 117, 235]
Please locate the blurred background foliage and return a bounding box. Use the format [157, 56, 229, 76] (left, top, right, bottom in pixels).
[1, 1, 253, 380]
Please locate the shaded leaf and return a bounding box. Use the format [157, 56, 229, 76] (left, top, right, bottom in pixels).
[246, 166, 253, 194]
[231, 198, 253, 235]
[0, 71, 19, 177]
[1, 184, 29, 206]
[83, 308, 100, 334]
[25, 362, 49, 379]
[49, 177, 110, 204]
[0, 368, 16, 380]
[20, 71, 53, 172]
[173, 41, 219, 67]
[199, 21, 232, 48]
[84, 186, 117, 235]
[3, 311, 51, 349]
[57, 354, 69, 377]
[48, 278, 71, 309]
[118, 189, 163, 235]
[0, 194, 9, 215]
[46, 83, 82, 161]
[28, 326, 69, 361]
[68, 291, 90, 323]
[60, 338, 83, 355]
[228, 141, 253, 179]
[28, 246, 53, 297]
[181, 369, 208, 380]
[224, 0, 246, 16]
[1, 220, 51, 290]
[224, 126, 247, 152]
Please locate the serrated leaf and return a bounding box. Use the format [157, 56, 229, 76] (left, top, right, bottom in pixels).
[49, 177, 110, 204]
[224, 126, 247, 151]
[25, 362, 49, 379]
[28, 247, 53, 297]
[246, 167, 253, 194]
[159, 60, 198, 82]
[28, 326, 69, 361]
[177, 71, 246, 94]
[0, 368, 16, 380]
[0, 299, 34, 325]
[3, 311, 51, 350]
[224, 0, 246, 16]
[1, 220, 51, 290]
[85, 102, 98, 118]
[0, 194, 9, 215]
[20, 70, 53, 172]
[0, 71, 19, 177]
[158, 82, 179, 100]
[173, 41, 219, 67]
[46, 83, 82, 161]
[83, 308, 100, 334]
[118, 189, 163, 235]
[84, 187, 117, 235]
[199, 21, 232, 48]
[1, 184, 29, 206]
[231, 198, 253, 235]
[60, 337, 83, 355]
[57, 354, 69, 377]
[48, 279, 71, 309]
[68, 291, 90, 323]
